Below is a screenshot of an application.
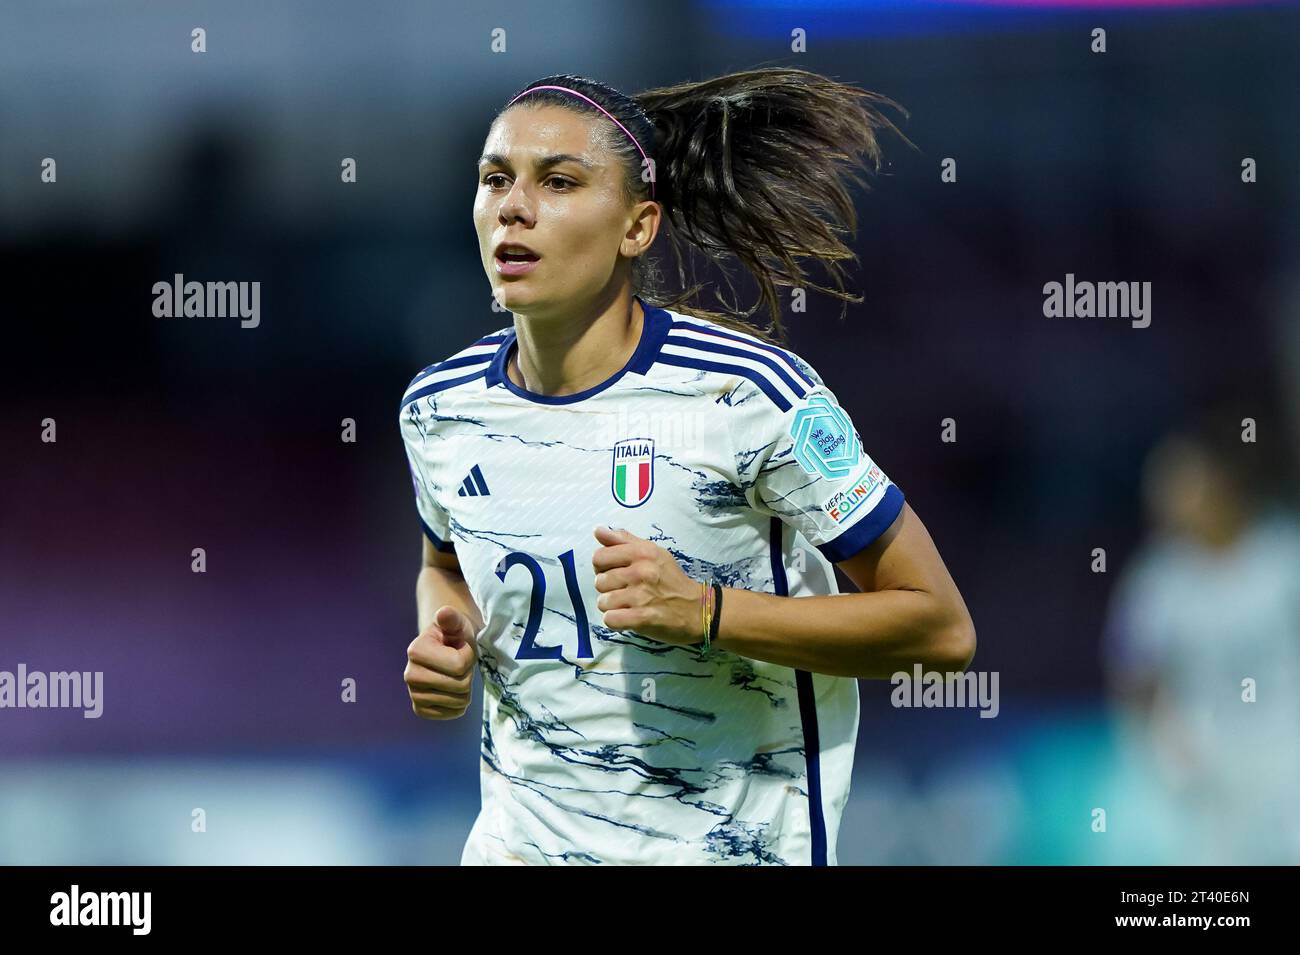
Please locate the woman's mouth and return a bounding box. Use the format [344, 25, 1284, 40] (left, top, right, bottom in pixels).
[494, 249, 541, 276]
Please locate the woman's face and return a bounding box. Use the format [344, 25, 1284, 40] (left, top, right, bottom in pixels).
[474, 103, 652, 318]
[1142, 436, 1239, 542]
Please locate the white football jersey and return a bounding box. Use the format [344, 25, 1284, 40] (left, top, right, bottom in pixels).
[399, 297, 905, 865]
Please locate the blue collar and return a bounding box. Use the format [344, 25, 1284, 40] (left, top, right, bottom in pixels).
[484, 297, 674, 405]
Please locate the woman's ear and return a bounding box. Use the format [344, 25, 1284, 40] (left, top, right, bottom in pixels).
[622, 200, 661, 258]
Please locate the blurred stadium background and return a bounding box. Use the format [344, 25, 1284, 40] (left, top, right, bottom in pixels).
[2, 0, 1298, 864]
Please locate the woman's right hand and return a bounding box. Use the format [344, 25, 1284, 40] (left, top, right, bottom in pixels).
[404, 605, 477, 720]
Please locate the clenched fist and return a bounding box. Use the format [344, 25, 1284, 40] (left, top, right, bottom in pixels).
[592, 525, 704, 646]
[405, 605, 477, 720]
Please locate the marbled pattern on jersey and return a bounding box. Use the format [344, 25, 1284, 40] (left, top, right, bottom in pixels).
[399, 300, 904, 864]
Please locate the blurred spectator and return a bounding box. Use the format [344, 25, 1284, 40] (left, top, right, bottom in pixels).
[1103, 402, 1300, 863]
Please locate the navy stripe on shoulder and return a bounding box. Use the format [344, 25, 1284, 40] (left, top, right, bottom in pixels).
[401, 329, 508, 409]
[664, 331, 808, 402]
[406, 331, 508, 382]
[668, 319, 818, 388]
[401, 367, 489, 410]
[434, 345, 506, 374]
[656, 352, 795, 412]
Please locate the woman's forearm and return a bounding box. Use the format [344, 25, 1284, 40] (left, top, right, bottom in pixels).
[416, 565, 485, 636]
[712, 586, 975, 679]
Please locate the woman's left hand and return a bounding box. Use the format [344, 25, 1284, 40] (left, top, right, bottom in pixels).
[592, 525, 704, 646]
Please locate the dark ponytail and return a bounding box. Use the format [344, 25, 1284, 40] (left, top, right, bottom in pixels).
[500, 68, 911, 342]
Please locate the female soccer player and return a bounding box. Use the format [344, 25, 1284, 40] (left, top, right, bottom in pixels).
[399, 68, 975, 865]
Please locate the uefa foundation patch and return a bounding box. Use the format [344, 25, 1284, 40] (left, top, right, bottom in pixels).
[821, 463, 887, 524]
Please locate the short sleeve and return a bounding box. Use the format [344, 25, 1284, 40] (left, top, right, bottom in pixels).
[733, 368, 905, 564]
[399, 406, 455, 553]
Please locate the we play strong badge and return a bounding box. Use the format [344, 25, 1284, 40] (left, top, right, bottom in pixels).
[790, 394, 861, 478]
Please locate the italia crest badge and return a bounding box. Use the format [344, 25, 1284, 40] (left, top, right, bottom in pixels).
[611, 438, 655, 507]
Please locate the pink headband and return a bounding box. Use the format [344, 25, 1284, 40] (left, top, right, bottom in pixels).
[507, 84, 655, 200]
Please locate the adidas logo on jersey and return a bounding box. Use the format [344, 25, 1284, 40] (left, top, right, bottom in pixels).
[457, 464, 490, 497]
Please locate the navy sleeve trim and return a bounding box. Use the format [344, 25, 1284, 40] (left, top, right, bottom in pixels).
[419, 516, 456, 552]
[814, 483, 905, 564]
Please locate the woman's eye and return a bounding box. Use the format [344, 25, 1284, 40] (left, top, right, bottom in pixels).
[480, 173, 574, 191]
